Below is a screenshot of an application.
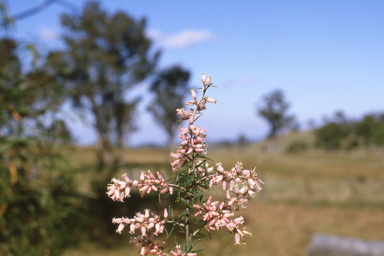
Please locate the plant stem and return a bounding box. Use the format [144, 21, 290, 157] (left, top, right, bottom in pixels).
[185, 203, 190, 240]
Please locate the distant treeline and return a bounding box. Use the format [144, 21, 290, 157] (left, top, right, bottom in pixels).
[315, 112, 384, 150]
[285, 112, 384, 153]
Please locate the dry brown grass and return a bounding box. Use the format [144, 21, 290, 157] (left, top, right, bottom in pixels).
[64, 200, 384, 256]
[65, 136, 384, 256]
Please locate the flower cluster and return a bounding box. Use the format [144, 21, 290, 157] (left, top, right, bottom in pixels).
[130, 234, 167, 256]
[171, 87, 217, 172]
[111, 208, 168, 236]
[107, 170, 174, 200]
[170, 245, 197, 256]
[107, 72, 263, 255]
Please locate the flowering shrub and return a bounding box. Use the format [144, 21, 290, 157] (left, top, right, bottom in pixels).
[106, 73, 263, 255]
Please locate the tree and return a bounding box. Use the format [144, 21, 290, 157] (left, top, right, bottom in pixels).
[0, 38, 86, 256]
[257, 89, 294, 138]
[51, 1, 160, 172]
[0, 0, 76, 29]
[148, 66, 190, 147]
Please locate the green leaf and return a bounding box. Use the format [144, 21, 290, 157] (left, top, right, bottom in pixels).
[190, 239, 201, 251]
[169, 226, 174, 236]
[191, 248, 205, 253]
[180, 197, 193, 207]
[170, 207, 174, 221]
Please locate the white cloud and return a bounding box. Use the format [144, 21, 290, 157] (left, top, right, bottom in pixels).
[146, 29, 215, 49]
[38, 26, 59, 41]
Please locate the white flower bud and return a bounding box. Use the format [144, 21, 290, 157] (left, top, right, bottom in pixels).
[201, 73, 206, 83]
[204, 76, 212, 86]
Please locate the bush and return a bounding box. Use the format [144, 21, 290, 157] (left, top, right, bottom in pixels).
[315, 122, 349, 150]
[286, 140, 308, 153]
[356, 114, 384, 146]
[345, 138, 359, 150]
[373, 124, 384, 146]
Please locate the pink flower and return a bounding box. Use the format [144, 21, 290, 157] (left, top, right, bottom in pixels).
[197, 101, 206, 111]
[201, 73, 206, 83]
[204, 76, 212, 86]
[186, 100, 195, 106]
[234, 232, 241, 245]
[170, 152, 180, 159]
[116, 223, 125, 234]
[206, 97, 217, 104]
[177, 108, 189, 120]
[190, 89, 197, 99]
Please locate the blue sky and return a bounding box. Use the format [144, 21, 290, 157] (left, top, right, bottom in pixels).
[4, 0, 384, 146]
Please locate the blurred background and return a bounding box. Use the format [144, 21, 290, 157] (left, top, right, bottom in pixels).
[0, 0, 383, 255]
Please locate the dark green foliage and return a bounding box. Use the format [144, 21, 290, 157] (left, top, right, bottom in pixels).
[372, 123, 384, 146]
[148, 66, 190, 146]
[345, 138, 359, 150]
[315, 122, 349, 150]
[314, 112, 384, 150]
[258, 89, 295, 138]
[286, 140, 308, 153]
[0, 38, 86, 256]
[356, 114, 384, 146]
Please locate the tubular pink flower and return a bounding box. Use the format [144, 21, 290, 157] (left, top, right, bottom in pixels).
[122, 217, 131, 224]
[139, 246, 146, 256]
[176, 245, 182, 255]
[204, 76, 212, 86]
[147, 222, 154, 229]
[201, 73, 206, 83]
[129, 224, 135, 234]
[248, 190, 256, 197]
[112, 217, 122, 224]
[190, 89, 197, 99]
[116, 223, 125, 234]
[234, 233, 241, 245]
[189, 114, 195, 124]
[239, 186, 248, 194]
[114, 190, 120, 200]
[206, 97, 217, 104]
[119, 191, 125, 201]
[177, 108, 189, 120]
[123, 174, 130, 183]
[141, 226, 147, 236]
[124, 187, 131, 198]
[197, 101, 206, 111]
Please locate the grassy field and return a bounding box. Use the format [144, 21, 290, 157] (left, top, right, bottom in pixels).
[65, 132, 384, 256]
